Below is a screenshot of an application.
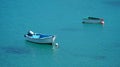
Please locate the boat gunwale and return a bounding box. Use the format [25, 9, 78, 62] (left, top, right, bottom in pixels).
[25, 35, 56, 40]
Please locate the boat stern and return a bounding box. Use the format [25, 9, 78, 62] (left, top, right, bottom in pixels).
[100, 19, 104, 24]
[52, 35, 56, 42]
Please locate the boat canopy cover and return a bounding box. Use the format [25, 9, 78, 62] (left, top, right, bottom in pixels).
[88, 17, 101, 20]
[39, 34, 51, 38]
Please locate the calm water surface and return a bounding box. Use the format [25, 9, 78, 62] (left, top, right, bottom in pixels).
[0, 0, 120, 67]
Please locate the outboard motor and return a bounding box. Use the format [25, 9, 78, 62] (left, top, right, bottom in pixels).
[27, 31, 34, 36]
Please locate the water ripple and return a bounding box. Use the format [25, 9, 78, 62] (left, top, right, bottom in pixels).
[103, 1, 120, 7]
[1, 46, 30, 54]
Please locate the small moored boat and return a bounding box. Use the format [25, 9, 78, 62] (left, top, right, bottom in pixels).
[82, 17, 104, 24]
[24, 31, 56, 44]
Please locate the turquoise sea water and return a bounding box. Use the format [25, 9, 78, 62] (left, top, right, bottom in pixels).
[0, 0, 120, 67]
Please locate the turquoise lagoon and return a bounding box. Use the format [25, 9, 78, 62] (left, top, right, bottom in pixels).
[0, 0, 120, 67]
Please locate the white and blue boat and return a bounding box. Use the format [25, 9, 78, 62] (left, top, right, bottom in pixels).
[24, 31, 56, 44]
[82, 17, 104, 24]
